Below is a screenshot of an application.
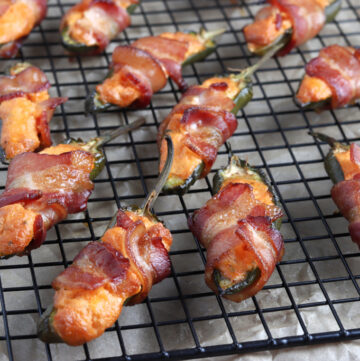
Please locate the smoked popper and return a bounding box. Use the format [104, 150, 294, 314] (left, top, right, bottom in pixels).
[311, 132, 360, 247]
[158, 43, 282, 195]
[60, 0, 138, 55]
[38, 136, 174, 346]
[85, 28, 225, 113]
[188, 155, 284, 302]
[295, 45, 360, 111]
[243, 0, 341, 56]
[0, 63, 67, 160]
[0, 118, 144, 258]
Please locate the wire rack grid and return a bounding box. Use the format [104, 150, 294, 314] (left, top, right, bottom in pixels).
[0, 0, 360, 360]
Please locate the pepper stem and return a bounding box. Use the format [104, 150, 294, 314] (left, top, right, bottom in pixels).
[199, 27, 226, 42]
[84, 117, 145, 151]
[309, 131, 340, 148]
[230, 40, 285, 81]
[141, 134, 174, 215]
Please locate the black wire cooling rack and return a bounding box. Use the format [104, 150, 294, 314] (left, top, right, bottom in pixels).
[0, 0, 360, 360]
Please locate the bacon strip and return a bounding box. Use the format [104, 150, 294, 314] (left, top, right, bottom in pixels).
[0, 150, 94, 256]
[158, 81, 237, 181]
[61, 0, 137, 54]
[268, 0, 325, 55]
[0, 66, 49, 102]
[305, 45, 360, 108]
[189, 182, 284, 302]
[50, 208, 172, 345]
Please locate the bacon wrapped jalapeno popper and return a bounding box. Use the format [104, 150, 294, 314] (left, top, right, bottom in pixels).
[311, 132, 360, 247]
[188, 155, 284, 302]
[0, 63, 67, 160]
[0, 0, 47, 58]
[243, 0, 341, 56]
[0, 118, 144, 258]
[38, 136, 174, 346]
[61, 0, 138, 55]
[85, 28, 225, 113]
[157, 44, 282, 195]
[295, 45, 360, 111]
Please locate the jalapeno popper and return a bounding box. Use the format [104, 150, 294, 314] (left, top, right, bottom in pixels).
[60, 0, 138, 55]
[295, 45, 360, 111]
[311, 132, 360, 247]
[38, 136, 174, 346]
[0, 118, 144, 258]
[243, 0, 341, 56]
[157, 44, 282, 195]
[188, 155, 284, 302]
[85, 28, 225, 113]
[0, 0, 47, 58]
[0, 63, 67, 160]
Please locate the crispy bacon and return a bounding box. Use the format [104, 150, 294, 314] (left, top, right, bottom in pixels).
[50, 208, 172, 345]
[96, 32, 202, 108]
[0, 150, 94, 256]
[53, 241, 131, 291]
[158, 81, 237, 181]
[61, 0, 136, 53]
[181, 107, 237, 175]
[189, 181, 284, 302]
[0, 66, 49, 102]
[332, 180, 360, 247]
[244, 0, 327, 56]
[269, 0, 325, 55]
[305, 45, 360, 108]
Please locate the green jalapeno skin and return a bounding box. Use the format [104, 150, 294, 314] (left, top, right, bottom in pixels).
[250, 30, 292, 57]
[162, 162, 204, 196]
[294, 92, 332, 112]
[249, 0, 341, 57]
[310, 132, 347, 185]
[213, 268, 261, 295]
[85, 28, 225, 113]
[325, 0, 342, 23]
[61, 3, 138, 55]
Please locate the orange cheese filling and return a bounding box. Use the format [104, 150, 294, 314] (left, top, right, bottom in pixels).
[221, 176, 274, 206]
[245, 7, 292, 53]
[0, 203, 38, 256]
[0, 1, 37, 44]
[335, 149, 360, 181]
[0, 97, 43, 159]
[296, 74, 332, 105]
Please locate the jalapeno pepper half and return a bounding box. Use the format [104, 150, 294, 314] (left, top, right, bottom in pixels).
[61, 0, 138, 55]
[295, 45, 360, 111]
[243, 0, 341, 57]
[158, 42, 281, 195]
[85, 28, 225, 113]
[188, 154, 284, 302]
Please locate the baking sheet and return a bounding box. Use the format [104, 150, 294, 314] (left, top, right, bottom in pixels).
[0, 0, 360, 360]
